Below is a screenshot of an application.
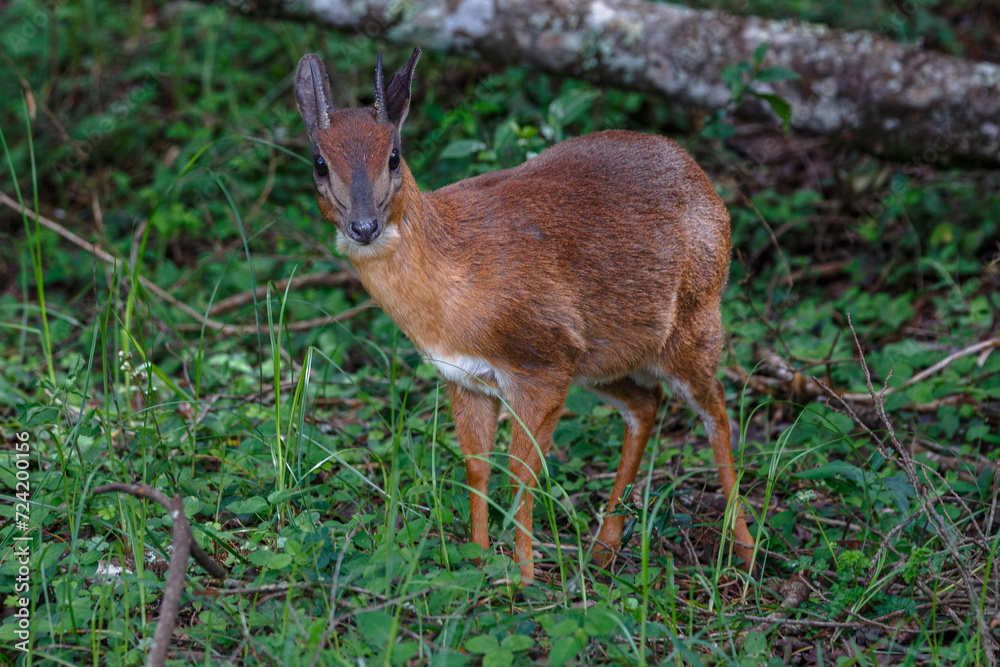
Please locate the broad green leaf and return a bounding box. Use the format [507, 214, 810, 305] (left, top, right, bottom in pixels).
[465, 634, 499, 654]
[549, 635, 583, 667]
[501, 634, 534, 651]
[247, 549, 291, 569]
[17, 402, 59, 428]
[227, 496, 268, 514]
[548, 618, 579, 637]
[493, 120, 518, 150]
[794, 461, 865, 484]
[752, 42, 768, 68]
[456, 542, 484, 560]
[751, 92, 793, 133]
[440, 140, 486, 159]
[548, 89, 601, 126]
[482, 649, 514, 667]
[756, 66, 801, 82]
[356, 611, 393, 646]
[582, 608, 620, 636]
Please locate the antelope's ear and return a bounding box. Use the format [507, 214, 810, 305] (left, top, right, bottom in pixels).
[385, 47, 421, 130]
[295, 54, 336, 139]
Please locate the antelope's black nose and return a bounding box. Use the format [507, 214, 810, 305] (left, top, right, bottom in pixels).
[350, 219, 380, 244]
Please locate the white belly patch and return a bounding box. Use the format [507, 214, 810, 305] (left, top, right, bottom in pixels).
[427, 351, 500, 394]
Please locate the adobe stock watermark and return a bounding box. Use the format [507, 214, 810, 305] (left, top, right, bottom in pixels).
[4, 6, 50, 56]
[859, 125, 961, 220]
[51, 64, 168, 179]
[7, 431, 33, 653]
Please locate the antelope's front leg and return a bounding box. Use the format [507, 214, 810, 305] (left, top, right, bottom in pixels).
[505, 379, 569, 584]
[448, 383, 500, 554]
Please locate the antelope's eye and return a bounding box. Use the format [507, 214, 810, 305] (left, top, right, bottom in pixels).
[314, 155, 328, 177]
[388, 149, 400, 171]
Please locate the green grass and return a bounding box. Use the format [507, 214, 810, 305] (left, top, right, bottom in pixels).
[1, 0, 998, 664]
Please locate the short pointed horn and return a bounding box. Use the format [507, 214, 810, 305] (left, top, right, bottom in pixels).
[374, 51, 388, 124]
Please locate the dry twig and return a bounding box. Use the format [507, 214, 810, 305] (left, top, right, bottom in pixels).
[814, 316, 998, 665]
[0, 190, 369, 335]
[207, 271, 356, 316]
[725, 332, 998, 409]
[92, 483, 228, 667]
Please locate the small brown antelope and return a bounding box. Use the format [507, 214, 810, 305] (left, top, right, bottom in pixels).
[295, 48, 755, 583]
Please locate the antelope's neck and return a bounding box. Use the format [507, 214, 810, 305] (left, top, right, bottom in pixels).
[349, 171, 455, 353]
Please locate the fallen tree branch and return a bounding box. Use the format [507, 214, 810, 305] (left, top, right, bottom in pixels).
[238, 0, 1000, 166]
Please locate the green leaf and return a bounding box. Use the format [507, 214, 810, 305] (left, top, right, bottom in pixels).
[227, 496, 268, 514]
[743, 630, 768, 655]
[794, 461, 865, 484]
[76, 411, 103, 437]
[548, 89, 601, 126]
[500, 634, 534, 651]
[456, 542, 484, 560]
[465, 635, 499, 654]
[356, 611, 393, 646]
[429, 651, 471, 667]
[182, 497, 202, 517]
[752, 43, 768, 68]
[721, 64, 747, 100]
[582, 608, 620, 636]
[548, 618, 579, 637]
[389, 642, 419, 666]
[268, 553, 292, 569]
[17, 402, 59, 428]
[882, 475, 915, 513]
[440, 140, 486, 159]
[247, 549, 290, 569]
[515, 125, 538, 140]
[906, 382, 934, 404]
[751, 92, 793, 133]
[564, 386, 600, 415]
[482, 649, 514, 667]
[493, 120, 518, 151]
[884, 391, 911, 411]
[701, 109, 736, 140]
[549, 635, 583, 667]
[755, 66, 801, 82]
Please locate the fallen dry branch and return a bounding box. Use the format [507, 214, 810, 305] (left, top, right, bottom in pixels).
[2, 190, 367, 335]
[725, 333, 998, 409]
[847, 334, 1000, 401]
[736, 572, 811, 642]
[207, 271, 357, 316]
[2, 191, 231, 329]
[175, 301, 375, 335]
[92, 483, 228, 667]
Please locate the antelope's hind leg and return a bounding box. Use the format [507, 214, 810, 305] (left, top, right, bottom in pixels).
[654, 318, 756, 570]
[676, 377, 755, 569]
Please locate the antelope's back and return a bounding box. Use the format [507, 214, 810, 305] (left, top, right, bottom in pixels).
[425, 130, 730, 371]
